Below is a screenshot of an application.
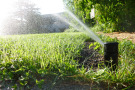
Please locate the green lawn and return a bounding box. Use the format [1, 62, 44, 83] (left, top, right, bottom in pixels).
[0, 32, 135, 89]
[0, 32, 89, 87]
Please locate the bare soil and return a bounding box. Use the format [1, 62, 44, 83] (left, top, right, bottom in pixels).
[98, 32, 135, 43]
[76, 42, 104, 70]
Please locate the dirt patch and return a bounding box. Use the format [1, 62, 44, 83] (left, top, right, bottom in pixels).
[76, 42, 104, 70]
[98, 32, 135, 43]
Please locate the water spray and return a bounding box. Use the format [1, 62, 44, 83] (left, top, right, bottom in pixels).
[104, 42, 118, 70]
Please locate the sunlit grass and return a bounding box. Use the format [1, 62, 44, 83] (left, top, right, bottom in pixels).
[0, 32, 90, 86]
[0, 32, 135, 89]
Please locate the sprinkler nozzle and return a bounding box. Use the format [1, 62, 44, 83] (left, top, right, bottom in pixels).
[104, 42, 118, 70]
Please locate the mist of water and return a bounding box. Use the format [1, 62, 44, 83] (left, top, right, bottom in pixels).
[66, 9, 104, 45]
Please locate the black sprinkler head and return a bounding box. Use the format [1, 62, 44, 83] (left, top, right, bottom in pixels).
[104, 42, 118, 70]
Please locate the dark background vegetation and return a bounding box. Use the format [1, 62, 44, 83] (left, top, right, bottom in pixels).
[64, 0, 135, 32]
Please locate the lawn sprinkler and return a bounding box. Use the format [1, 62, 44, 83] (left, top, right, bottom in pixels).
[104, 42, 118, 70]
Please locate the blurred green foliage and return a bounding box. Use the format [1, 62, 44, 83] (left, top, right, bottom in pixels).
[64, 0, 135, 32]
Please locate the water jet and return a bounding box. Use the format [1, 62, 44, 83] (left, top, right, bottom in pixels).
[54, 8, 104, 46]
[104, 42, 118, 70]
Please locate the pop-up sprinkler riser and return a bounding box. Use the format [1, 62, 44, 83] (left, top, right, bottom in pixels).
[104, 42, 118, 70]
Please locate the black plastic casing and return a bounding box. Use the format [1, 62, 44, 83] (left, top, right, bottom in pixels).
[104, 42, 118, 70]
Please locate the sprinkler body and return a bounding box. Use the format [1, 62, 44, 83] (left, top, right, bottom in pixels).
[104, 42, 118, 70]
